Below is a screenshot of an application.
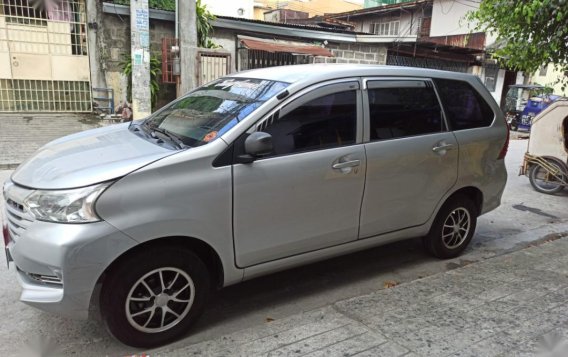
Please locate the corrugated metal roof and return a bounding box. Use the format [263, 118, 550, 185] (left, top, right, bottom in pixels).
[239, 37, 333, 57]
[418, 32, 486, 51]
[215, 15, 368, 35]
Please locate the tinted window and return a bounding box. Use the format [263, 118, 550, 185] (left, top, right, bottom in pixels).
[434, 79, 495, 130]
[368, 84, 444, 141]
[262, 91, 357, 156]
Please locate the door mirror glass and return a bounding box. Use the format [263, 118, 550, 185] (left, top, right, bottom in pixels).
[244, 131, 273, 157]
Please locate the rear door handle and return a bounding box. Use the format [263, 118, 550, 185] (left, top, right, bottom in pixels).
[432, 144, 455, 153]
[332, 160, 361, 169]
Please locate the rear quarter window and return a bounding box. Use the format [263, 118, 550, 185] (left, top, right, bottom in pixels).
[434, 78, 495, 130]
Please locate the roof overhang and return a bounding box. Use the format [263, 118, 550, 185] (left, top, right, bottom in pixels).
[212, 16, 359, 43]
[238, 36, 333, 57]
[417, 32, 486, 52]
[103, 2, 175, 21]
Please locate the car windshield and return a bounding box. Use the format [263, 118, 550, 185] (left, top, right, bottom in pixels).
[143, 78, 289, 147]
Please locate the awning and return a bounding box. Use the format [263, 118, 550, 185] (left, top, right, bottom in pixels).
[239, 36, 333, 57]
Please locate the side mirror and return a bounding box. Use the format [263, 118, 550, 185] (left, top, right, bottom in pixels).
[238, 132, 273, 163]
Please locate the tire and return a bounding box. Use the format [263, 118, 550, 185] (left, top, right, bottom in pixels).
[100, 247, 210, 348]
[424, 195, 478, 259]
[529, 162, 566, 194]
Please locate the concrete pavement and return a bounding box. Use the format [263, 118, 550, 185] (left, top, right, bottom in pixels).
[156, 235, 568, 357]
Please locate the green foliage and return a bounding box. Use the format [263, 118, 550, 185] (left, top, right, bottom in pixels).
[113, 0, 175, 11]
[468, 0, 568, 90]
[532, 84, 555, 95]
[196, 0, 217, 48]
[120, 54, 162, 109]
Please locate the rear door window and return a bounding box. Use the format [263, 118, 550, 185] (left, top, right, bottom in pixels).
[367, 80, 444, 141]
[434, 78, 495, 130]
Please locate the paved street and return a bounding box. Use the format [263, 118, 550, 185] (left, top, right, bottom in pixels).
[0, 137, 567, 356]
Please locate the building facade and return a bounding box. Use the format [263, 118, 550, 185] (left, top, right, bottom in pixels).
[253, 0, 363, 20]
[100, 3, 388, 109]
[0, 0, 91, 112]
[531, 64, 568, 96]
[329, 0, 521, 105]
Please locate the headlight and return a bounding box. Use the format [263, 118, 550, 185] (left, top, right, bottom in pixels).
[24, 182, 111, 223]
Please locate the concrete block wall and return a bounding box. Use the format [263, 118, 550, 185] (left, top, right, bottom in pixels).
[313, 42, 388, 65]
[102, 14, 176, 107]
[103, 15, 175, 70]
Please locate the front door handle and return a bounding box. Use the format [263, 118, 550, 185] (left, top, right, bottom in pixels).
[432, 143, 455, 153]
[332, 160, 361, 169]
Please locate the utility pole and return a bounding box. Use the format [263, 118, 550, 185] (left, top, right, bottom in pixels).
[130, 0, 152, 118]
[178, 0, 198, 96]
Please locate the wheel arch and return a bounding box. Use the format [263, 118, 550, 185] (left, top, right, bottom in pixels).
[93, 236, 225, 304]
[443, 186, 484, 217]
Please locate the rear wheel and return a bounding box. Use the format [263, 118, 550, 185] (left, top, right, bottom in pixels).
[100, 247, 210, 348]
[424, 195, 477, 259]
[529, 162, 566, 194]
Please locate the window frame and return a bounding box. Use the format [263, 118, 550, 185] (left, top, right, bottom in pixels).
[235, 79, 364, 161]
[371, 20, 400, 36]
[362, 77, 449, 143]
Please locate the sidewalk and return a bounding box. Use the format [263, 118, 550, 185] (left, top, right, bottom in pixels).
[156, 235, 568, 357]
[0, 114, 103, 169]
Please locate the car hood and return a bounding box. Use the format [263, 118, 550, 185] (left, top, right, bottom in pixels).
[11, 123, 176, 189]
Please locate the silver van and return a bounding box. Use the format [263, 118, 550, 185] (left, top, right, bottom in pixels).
[2, 65, 508, 347]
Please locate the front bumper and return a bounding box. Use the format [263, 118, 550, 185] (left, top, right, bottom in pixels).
[4, 219, 137, 319]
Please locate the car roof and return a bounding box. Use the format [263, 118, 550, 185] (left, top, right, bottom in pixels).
[230, 64, 477, 85]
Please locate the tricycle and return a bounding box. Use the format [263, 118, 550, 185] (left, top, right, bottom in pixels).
[520, 99, 568, 194]
[504, 84, 561, 131]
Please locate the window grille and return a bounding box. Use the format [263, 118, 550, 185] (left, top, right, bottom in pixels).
[0, 79, 91, 112]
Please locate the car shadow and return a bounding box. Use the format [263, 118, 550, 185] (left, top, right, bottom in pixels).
[187, 237, 435, 338]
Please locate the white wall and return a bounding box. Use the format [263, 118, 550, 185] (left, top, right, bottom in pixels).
[352, 10, 420, 38]
[470, 65, 506, 104]
[203, 0, 254, 19]
[430, 0, 478, 37]
[491, 69, 506, 103]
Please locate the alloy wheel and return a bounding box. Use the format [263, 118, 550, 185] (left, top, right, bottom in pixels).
[441, 207, 471, 249]
[125, 267, 195, 333]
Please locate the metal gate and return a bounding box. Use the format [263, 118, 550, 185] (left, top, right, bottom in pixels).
[197, 50, 231, 86]
[0, 0, 91, 112]
[237, 48, 313, 71]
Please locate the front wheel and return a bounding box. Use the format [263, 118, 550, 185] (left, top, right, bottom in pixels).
[424, 195, 477, 259]
[529, 162, 566, 194]
[100, 247, 210, 348]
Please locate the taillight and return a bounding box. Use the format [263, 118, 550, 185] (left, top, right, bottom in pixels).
[498, 118, 510, 160]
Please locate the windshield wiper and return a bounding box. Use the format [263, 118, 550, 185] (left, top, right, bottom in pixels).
[143, 122, 188, 149]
